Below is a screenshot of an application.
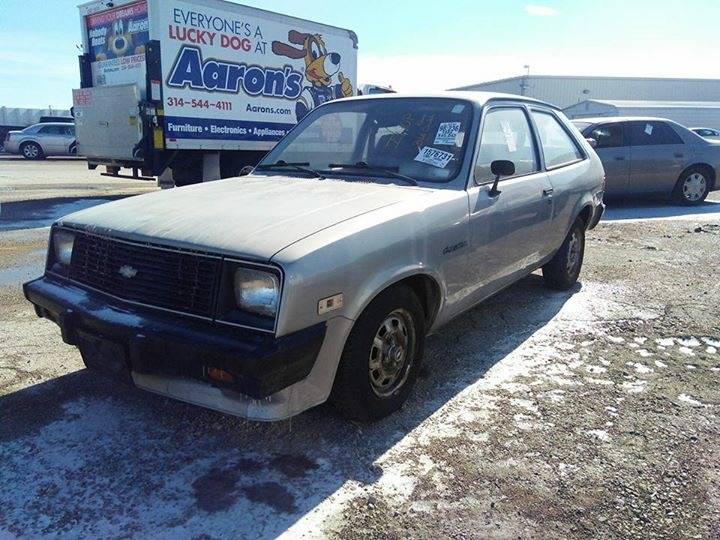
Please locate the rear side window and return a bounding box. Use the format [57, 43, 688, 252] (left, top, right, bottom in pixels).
[475, 108, 539, 183]
[532, 111, 584, 168]
[628, 121, 683, 146]
[38, 125, 63, 135]
[589, 123, 625, 148]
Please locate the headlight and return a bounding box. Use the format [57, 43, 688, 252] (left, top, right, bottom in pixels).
[53, 230, 75, 266]
[234, 267, 279, 317]
[216, 262, 282, 331]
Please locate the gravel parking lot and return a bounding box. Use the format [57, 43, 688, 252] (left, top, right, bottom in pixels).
[1, 158, 719, 538]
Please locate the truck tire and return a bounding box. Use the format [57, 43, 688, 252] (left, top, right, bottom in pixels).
[542, 218, 585, 291]
[21, 141, 44, 160]
[330, 285, 425, 421]
[671, 166, 710, 206]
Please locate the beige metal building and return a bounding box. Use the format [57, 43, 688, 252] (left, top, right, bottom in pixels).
[452, 75, 720, 109]
[563, 99, 720, 129]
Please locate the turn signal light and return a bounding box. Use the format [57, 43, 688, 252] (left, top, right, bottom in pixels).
[207, 367, 235, 384]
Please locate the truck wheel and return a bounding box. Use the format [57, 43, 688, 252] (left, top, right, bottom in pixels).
[330, 285, 425, 421]
[672, 166, 710, 205]
[21, 142, 43, 160]
[542, 219, 585, 291]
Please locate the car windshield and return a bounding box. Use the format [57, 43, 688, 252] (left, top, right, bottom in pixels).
[258, 98, 474, 183]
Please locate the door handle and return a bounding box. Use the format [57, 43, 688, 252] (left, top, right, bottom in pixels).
[542, 188, 554, 196]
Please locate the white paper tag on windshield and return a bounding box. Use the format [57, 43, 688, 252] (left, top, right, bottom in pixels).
[434, 122, 461, 145]
[414, 146, 454, 168]
[645, 123, 654, 135]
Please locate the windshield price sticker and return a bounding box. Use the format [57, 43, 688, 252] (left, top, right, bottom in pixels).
[414, 146, 454, 168]
[434, 122, 461, 145]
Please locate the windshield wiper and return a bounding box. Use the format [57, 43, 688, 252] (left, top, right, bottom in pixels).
[328, 162, 418, 186]
[255, 160, 325, 179]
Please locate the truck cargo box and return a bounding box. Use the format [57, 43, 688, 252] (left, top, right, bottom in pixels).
[75, 0, 358, 181]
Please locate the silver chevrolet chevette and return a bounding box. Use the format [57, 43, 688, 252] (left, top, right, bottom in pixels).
[24, 92, 605, 421]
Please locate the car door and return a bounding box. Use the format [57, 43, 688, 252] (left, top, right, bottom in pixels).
[587, 122, 630, 196]
[530, 109, 590, 250]
[36, 125, 64, 154]
[60, 125, 76, 154]
[465, 105, 555, 301]
[628, 120, 687, 194]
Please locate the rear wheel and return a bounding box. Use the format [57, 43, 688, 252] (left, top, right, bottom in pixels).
[21, 141, 43, 160]
[330, 285, 425, 421]
[542, 219, 585, 291]
[672, 167, 710, 205]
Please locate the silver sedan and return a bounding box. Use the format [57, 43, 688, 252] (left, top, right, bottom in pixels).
[3, 123, 77, 159]
[573, 117, 720, 205]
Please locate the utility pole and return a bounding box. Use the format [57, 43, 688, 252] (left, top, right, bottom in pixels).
[520, 65, 530, 96]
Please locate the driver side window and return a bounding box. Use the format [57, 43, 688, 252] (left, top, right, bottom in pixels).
[475, 108, 538, 184]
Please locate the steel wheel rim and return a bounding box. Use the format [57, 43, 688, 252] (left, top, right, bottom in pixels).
[566, 229, 582, 274]
[369, 308, 415, 397]
[23, 144, 38, 158]
[683, 173, 706, 201]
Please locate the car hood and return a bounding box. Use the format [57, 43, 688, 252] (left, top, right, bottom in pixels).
[58, 175, 435, 260]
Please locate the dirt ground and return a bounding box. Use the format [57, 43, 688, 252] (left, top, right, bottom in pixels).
[0, 167, 719, 537]
[0, 155, 157, 203]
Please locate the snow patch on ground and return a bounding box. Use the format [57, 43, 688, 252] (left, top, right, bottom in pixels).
[585, 429, 611, 442]
[677, 394, 704, 407]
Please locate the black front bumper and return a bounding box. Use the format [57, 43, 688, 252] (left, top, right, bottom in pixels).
[23, 276, 326, 399]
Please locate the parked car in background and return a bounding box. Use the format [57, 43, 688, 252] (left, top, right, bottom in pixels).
[3, 123, 77, 160]
[689, 127, 720, 141]
[573, 117, 720, 205]
[24, 93, 604, 421]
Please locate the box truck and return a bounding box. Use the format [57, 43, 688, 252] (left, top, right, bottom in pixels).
[74, 0, 358, 185]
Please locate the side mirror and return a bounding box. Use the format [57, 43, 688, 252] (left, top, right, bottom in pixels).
[585, 137, 598, 149]
[489, 160, 515, 197]
[490, 160, 515, 177]
[239, 165, 254, 176]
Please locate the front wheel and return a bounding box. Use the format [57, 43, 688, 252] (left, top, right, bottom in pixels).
[672, 167, 710, 206]
[330, 285, 425, 421]
[542, 219, 585, 291]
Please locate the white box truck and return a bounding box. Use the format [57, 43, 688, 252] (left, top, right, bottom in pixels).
[74, 0, 358, 185]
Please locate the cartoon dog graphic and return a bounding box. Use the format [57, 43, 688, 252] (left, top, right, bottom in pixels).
[272, 30, 353, 121]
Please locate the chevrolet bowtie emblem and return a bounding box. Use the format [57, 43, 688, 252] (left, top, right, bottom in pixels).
[118, 265, 138, 279]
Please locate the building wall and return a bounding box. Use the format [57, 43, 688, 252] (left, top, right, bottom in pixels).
[455, 76, 720, 109]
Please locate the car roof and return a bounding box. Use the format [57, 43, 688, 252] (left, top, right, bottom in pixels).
[31, 122, 74, 127]
[340, 91, 561, 111]
[571, 116, 676, 125]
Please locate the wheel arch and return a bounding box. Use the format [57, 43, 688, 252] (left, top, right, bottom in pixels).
[680, 163, 716, 190]
[20, 139, 43, 154]
[353, 270, 444, 334]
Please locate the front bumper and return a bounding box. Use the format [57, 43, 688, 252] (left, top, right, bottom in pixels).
[24, 275, 326, 400]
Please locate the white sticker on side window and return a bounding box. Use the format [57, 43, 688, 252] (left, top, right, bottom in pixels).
[414, 146, 454, 168]
[501, 121, 517, 152]
[434, 122, 461, 145]
[645, 123, 654, 135]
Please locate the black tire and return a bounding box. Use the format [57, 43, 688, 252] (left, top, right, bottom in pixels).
[542, 219, 585, 291]
[672, 166, 711, 206]
[330, 285, 425, 421]
[21, 141, 43, 160]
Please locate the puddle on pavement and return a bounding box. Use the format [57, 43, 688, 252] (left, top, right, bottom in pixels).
[0, 249, 46, 287]
[0, 198, 116, 232]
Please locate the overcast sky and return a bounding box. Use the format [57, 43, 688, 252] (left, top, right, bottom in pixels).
[0, 0, 718, 109]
